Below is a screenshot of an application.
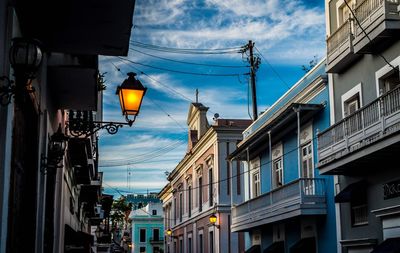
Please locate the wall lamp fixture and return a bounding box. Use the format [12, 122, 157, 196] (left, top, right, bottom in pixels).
[0, 38, 43, 106]
[40, 124, 69, 174]
[67, 72, 147, 137]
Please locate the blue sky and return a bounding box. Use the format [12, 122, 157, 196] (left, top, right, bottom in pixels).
[98, 0, 326, 197]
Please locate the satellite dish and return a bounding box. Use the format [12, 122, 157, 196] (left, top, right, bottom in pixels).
[213, 113, 220, 121]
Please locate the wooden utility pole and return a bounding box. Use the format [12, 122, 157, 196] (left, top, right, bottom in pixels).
[248, 40, 258, 120]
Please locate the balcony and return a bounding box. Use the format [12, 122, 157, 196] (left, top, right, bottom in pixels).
[231, 178, 326, 232]
[318, 86, 400, 174]
[149, 237, 163, 244]
[326, 19, 359, 73]
[353, 0, 400, 53]
[326, 0, 400, 73]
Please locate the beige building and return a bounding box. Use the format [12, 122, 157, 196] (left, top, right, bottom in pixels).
[159, 102, 251, 253]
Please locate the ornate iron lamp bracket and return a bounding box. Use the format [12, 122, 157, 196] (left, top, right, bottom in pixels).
[67, 120, 134, 138]
[0, 76, 15, 106]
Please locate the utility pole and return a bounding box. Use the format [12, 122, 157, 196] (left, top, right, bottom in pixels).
[248, 40, 258, 120]
[242, 40, 260, 120]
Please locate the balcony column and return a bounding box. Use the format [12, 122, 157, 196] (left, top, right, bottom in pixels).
[268, 131, 273, 204]
[294, 107, 302, 178]
[246, 147, 251, 201]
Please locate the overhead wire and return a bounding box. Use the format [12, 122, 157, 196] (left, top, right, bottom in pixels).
[254, 46, 291, 90]
[116, 56, 245, 77]
[129, 48, 248, 68]
[130, 40, 243, 54]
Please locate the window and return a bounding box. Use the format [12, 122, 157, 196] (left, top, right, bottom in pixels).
[188, 237, 192, 253]
[252, 172, 260, 198]
[179, 193, 183, 222]
[140, 229, 146, 242]
[337, 0, 355, 26]
[380, 70, 400, 94]
[199, 234, 203, 253]
[301, 142, 314, 194]
[140, 246, 146, 253]
[236, 160, 241, 195]
[198, 177, 203, 212]
[179, 238, 183, 253]
[153, 228, 159, 241]
[209, 168, 213, 207]
[273, 158, 283, 188]
[209, 231, 214, 253]
[344, 94, 360, 116]
[174, 197, 177, 224]
[250, 158, 260, 198]
[351, 194, 368, 226]
[153, 246, 160, 253]
[188, 185, 192, 218]
[152, 209, 157, 215]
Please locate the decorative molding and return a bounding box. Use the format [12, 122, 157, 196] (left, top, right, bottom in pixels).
[196, 164, 203, 176]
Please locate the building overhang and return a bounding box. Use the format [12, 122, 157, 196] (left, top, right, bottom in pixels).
[14, 0, 135, 56]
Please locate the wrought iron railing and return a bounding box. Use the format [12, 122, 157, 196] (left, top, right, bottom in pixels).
[232, 178, 326, 218]
[318, 86, 400, 161]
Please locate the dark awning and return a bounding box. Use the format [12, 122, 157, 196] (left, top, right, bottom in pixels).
[229, 103, 323, 161]
[245, 245, 261, 253]
[264, 241, 284, 253]
[64, 225, 94, 251]
[290, 237, 316, 253]
[370, 237, 400, 253]
[335, 180, 367, 203]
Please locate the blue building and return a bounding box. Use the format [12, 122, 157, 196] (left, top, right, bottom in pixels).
[228, 59, 337, 253]
[129, 202, 164, 253]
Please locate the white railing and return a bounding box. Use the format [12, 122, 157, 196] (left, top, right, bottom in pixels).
[327, 0, 400, 57]
[232, 178, 326, 218]
[327, 19, 352, 56]
[318, 86, 400, 162]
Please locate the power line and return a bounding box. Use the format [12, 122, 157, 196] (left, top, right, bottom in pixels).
[129, 48, 248, 68]
[254, 46, 291, 90]
[116, 57, 246, 77]
[130, 40, 243, 54]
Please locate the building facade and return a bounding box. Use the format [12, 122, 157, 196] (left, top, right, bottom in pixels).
[127, 193, 161, 210]
[129, 202, 165, 253]
[229, 60, 338, 253]
[0, 1, 135, 252]
[322, 0, 400, 252]
[159, 102, 251, 253]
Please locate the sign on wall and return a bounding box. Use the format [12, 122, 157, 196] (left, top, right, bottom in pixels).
[383, 179, 400, 200]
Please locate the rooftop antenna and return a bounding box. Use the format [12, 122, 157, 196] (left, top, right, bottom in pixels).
[195, 88, 199, 103]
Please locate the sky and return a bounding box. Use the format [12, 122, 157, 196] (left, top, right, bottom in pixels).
[98, 0, 326, 197]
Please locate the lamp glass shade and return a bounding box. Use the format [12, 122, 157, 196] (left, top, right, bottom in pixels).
[116, 72, 146, 117]
[118, 88, 145, 116]
[166, 229, 172, 236]
[209, 214, 217, 224]
[9, 38, 42, 72]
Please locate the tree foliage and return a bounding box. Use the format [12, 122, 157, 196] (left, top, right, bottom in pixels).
[301, 55, 319, 73]
[110, 196, 132, 226]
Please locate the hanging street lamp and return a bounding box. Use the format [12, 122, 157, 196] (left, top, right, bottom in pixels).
[116, 72, 147, 126]
[67, 72, 147, 137]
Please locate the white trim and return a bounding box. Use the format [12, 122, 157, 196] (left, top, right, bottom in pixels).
[328, 74, 335, 124]
[326, 0, 331, 36]
[341, 83, 363, 118]
[375, 55, 400, 97]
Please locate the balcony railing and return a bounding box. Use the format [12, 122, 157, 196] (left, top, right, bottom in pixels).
[327, 19, 352, 57]
[149, 237, 163, 244]
[326, 0, 400, 70]
[231, 178, 326, 232]
[318, 86, 400, 167]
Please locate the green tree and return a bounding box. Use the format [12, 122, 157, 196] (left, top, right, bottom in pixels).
[110, 196, 131, 227]
[301, 55, 320, 73]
